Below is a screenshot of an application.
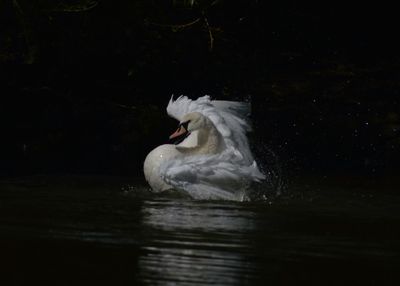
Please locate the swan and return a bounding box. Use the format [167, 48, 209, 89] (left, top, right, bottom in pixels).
[143, 95, 265, 201]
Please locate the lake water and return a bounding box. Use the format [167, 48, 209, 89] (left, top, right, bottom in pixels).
[0, 175, 399, 285]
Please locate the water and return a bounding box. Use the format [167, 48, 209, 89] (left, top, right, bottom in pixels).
[0, 175, 399, 285]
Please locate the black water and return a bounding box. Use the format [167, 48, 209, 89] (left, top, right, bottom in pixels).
[0, 175, 399, 285]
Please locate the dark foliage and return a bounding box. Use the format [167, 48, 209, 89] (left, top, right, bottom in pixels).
[1, 0, 399, 177]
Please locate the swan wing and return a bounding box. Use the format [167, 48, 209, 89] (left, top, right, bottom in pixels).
[159, 150, 265, 200]
[165, 95, 265, 200]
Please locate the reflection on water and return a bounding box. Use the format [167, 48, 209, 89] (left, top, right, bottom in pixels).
[139, 201, 257, 285]
[0, 176, 399, 285]
[142, 201, 255, 232]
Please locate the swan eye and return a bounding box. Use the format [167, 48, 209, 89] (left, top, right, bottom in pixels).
[180, 120, 190, 130]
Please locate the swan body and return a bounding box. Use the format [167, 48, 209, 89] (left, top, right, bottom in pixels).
[143, 144, 181, 192]
[143, 95, 265, 201]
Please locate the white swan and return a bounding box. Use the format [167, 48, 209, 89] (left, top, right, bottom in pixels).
[143, 95, 265, 201]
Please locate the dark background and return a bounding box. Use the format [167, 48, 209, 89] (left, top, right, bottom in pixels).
[1, 0, 399, 179]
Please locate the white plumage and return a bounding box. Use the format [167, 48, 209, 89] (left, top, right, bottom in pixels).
[143, 95, 265, 201]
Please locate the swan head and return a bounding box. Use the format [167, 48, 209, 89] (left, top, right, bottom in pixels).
[169, 112, 206, 142]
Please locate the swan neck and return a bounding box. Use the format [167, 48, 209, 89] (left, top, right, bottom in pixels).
[190, 121, 223, 154]
[176, 117, 224, 155]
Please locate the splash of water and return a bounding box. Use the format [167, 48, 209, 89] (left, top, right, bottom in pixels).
[247, 142, 286, 202]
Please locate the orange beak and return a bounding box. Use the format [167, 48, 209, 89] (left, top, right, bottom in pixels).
[169, 126, 188, 139]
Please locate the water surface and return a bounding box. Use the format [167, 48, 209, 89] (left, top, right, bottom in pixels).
[0, 175, 399, 285]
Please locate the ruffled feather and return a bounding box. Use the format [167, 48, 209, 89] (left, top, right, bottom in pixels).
[161, 95, 265, 200]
